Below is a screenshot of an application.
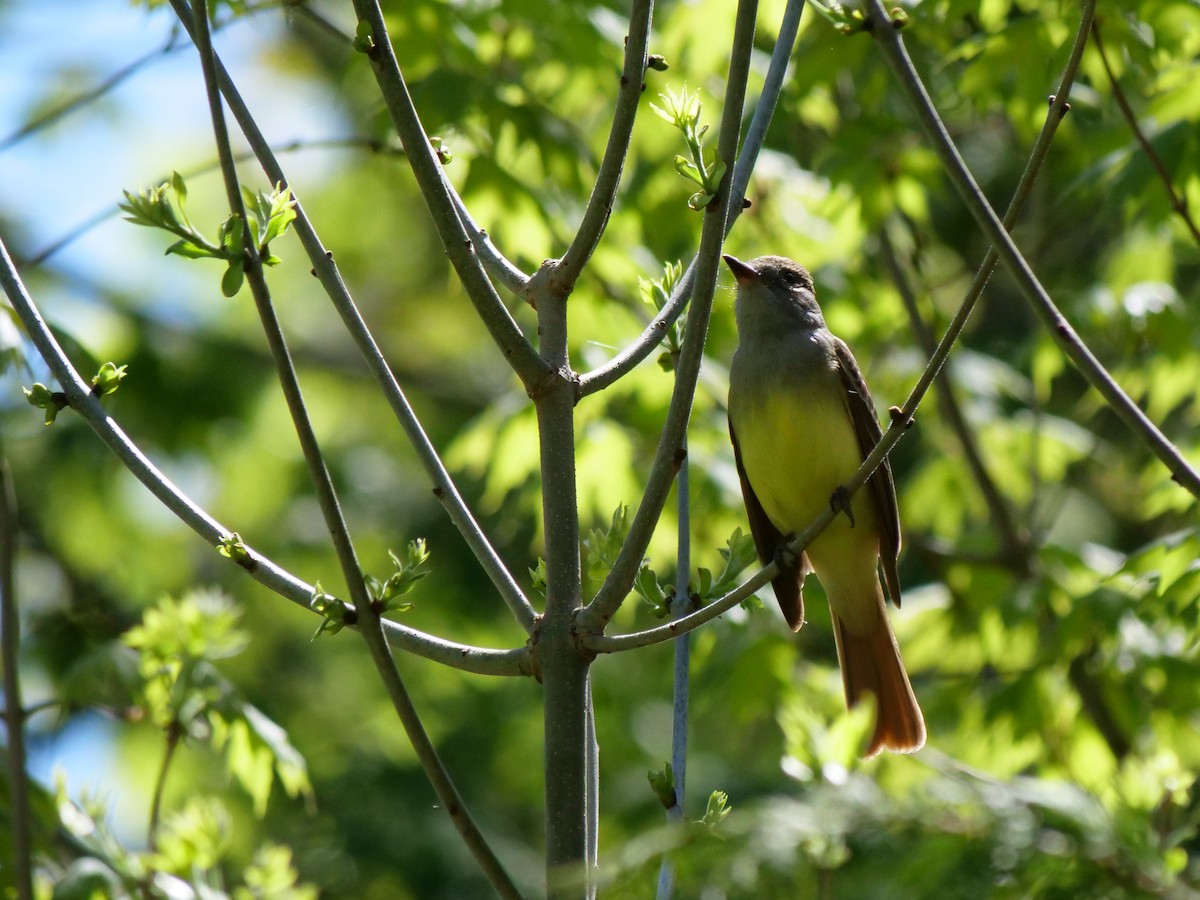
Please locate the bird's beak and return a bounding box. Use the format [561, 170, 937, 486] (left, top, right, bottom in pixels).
[723, 254, 758, 285]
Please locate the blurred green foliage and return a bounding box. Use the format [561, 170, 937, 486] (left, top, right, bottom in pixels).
[1, 0, 1199, 896]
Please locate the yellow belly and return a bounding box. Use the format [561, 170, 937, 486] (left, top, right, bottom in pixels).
[733, 384, 880, 593]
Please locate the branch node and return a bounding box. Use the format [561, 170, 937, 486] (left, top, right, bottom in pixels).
[526, 366, 577, 403]
[888, 405, 914, 428]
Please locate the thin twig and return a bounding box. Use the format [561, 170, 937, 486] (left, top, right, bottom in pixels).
[877, 228, 1031, 573]
[185, 8, 525, 894]
[163, 0, 537, 633]
[350, 0, 549, 392]
[187, 0, 373, 617]
[579, 0, 760, 632]
[0, 29, 186, 154]
[552, 0, 655, 291]
[1091, 20, 1200, 249]
[147, 724, 182, 852]
[585, 0, 1098, 655]
[656, 447, 693, 899]
[585, 561, 770, 654]
[576, 0, 807, 398]
[21, 138, 398, 267]
[0, 454, 34, 900]
[0, 204, 528, 679]
[446, 180, 531, 298]
[864, 0, 1200, 499]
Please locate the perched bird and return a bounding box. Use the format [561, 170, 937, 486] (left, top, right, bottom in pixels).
[724, 254, 925, 757]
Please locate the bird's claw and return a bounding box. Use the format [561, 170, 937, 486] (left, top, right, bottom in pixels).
[830, 485, 855, 527]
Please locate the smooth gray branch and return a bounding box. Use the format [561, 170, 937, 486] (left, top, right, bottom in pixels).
[0, 236, 528, 677]
[163, 0, 537, 633]
[553, 0, 655, 291]
[580, 0, 760, 632]
[576, 0, 806, 398]
[0, 455, 33, 900]
[188, 5, 526, 894]
[589, 0, 1098, 654]
[864, 0, 1200, 499]
[350, 0, 550, 392]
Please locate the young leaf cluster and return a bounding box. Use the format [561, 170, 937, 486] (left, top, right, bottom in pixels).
[650, 86, 727, 211]
[48, 785, 316, 898]
[119, 172, 296, 297]
[123, 590, 313, 810]
[22, 361, 126, 425]
[584, 506, 670, 614]
[365, 538, 431, 615]
[639, 261, 685, 371]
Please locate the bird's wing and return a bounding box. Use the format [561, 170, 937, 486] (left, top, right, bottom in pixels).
[729, 416, 810, 631]
[832, 338, 903, 607]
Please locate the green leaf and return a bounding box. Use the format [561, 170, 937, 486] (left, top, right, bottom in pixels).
[701, 790, 731, 828]
[221, 260, 245, 297]
[166, 238, 220, 260]
[211, 703, 313, 817]
[216, 532, 252, 564]
[647, 763, 676, 809]
[634, 565, 670, 616]
[23, 382, 68, 425]
[170, 170, 188, 206]
[696, 527, 758, 601]
[673, 155, 706, 187]
[91, 361, 127, 397]
[352, 19, 375, 53]
[529, 558, 548, 601]
[309, 583, 349, 639]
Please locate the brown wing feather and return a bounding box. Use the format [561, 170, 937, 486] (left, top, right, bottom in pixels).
[832, 338, 903, 608]
[729, 418, 810, 631]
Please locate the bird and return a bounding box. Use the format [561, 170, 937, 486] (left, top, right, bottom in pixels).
[724, 253, 925, 757]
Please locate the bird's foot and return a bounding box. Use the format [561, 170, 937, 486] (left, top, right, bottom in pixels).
[830, 486, 855, 527]
[774, 536, 799, 573]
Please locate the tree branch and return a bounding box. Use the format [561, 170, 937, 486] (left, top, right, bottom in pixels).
[588, 0, 1100, 654]
[579, 0, 760, 632]
[552, 0, 654, 291]
[576, 0, 806, 397]
[0, 454, 33, 900]
[0, 27, 186, 154]
[187, 7, 526, 893]
[877, 227, 1032, 573]
[584, 553, 773, 654]
[189, 0, 372, 615]
[446, 177, 531, 300]
[0, 237, 529, 677]
[349, 0, 550, 391]
[163, 0, 537, 633]
[1091, 20, 1200, 249]
[864, 0, 1200, 500]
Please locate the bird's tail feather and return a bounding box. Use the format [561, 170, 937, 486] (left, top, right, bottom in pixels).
[832, 609, 925, 757]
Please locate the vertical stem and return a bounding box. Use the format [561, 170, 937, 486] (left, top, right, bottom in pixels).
[584, 674, 599, 898]
[657, 451, 692, 899]
[147, 725, 182, 851]
[537, 291, 590, 895]
[0, 454, 33, 900]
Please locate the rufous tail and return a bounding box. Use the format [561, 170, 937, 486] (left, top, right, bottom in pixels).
[832, 610, 925, 757]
